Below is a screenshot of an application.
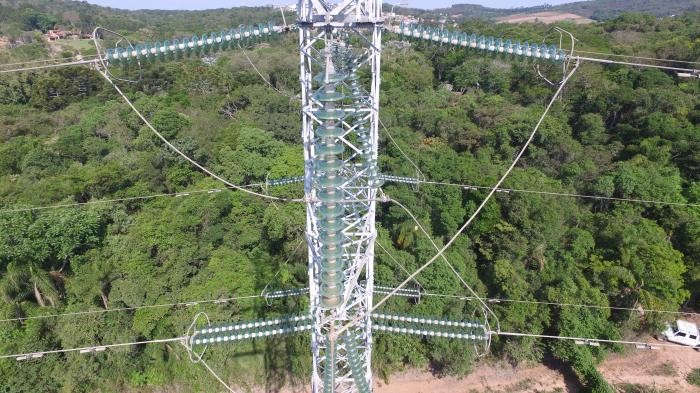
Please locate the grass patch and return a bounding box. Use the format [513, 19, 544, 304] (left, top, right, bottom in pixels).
[651, 361, 677, 377]
[616, 384, 674, 393]
[687, 368, 700, 387]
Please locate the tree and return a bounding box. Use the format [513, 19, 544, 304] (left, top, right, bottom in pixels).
[21, 9, 57, 32]
[3, 261, 60, 308]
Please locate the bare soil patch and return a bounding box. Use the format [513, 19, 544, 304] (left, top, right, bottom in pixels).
[497, 11, 594, 25]
[372, 346, 699, 393]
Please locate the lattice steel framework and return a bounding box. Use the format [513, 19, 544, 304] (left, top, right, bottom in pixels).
[298, 1, 382, 392]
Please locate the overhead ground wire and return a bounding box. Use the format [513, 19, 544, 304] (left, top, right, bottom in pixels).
[0, 336, 186, 360]
[0, 59, 99, 74]
[95, 65, 303, 203]
[334, 60, 581, 339]
[0, 294, 268, 323]
[572, 49, 700, 65]
[0, 184, 264, 215]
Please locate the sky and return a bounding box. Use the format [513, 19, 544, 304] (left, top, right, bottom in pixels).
[86, 0, 580, 11]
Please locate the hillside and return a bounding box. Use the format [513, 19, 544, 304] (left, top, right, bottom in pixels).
[551, 0, 700, 20]
[393, 0, 700, 21]
[0, 0, 282, 39]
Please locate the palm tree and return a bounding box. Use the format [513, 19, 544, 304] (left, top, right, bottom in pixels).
[69, 259, 116, 309]
[85, 261, 114, 309]
[0, 272, 29, 320]
[3, 261, 60, 307]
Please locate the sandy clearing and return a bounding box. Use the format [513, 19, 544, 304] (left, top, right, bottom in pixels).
[497, 12, 595, 25]
[374, 362, 572, 393]
[372, 346, 700, 393]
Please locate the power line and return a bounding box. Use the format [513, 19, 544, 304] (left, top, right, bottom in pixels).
[184, 341, 238, 393]
[0, 294, 266, 324]
[414, 179, 700, 208]
[0, 184, 264, 215]
[334, 59, 582, 340]
[576, 55, 698, 73]
[0, 55, 99, 68]
[379, 117, 425, 181]
[375, 240, 423, 288]
[0, 59, 99, 74]
[3, 327, 695, 362]
[4, 279, 693, 327]
[0, 336, 186, 360]
[418, 291, 700, 317]
[11, 172, 684, 217]
[494, 330, 699, 350]
[572, 50, 700, 65]
[239, 43, 295, 99]
[97, 67, 303, 203]
[388, 196, 500, 333]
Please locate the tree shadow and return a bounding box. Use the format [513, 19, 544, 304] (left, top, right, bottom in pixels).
[263, 335, 306, 393]
[541, 354, 583, 393]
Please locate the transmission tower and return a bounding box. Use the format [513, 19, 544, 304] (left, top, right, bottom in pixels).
[298, 1, 383, 392]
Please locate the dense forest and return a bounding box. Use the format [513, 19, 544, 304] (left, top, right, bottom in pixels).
[417, 0, 700, 21]
[0, 1, 699, 392]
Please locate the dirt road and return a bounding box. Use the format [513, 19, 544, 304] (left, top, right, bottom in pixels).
[375, 346, 700, 393]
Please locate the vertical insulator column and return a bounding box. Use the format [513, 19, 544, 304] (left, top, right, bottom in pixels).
[343, 334, 371, 393]
[322, 340, 336, 393]
[313, 71, 347, 309]
[299, 2, 383, 391]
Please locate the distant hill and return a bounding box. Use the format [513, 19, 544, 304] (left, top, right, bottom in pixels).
[0, 0, 282, 38]
[549, 0, 699, 20]
[390, 0, 699, 21]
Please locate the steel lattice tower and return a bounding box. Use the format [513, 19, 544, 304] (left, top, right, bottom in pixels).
[298, 1, 382, 392]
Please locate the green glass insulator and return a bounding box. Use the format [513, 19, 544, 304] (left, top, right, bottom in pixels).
[314, 91, 345, 102]
[321, 282, 343, 296]
[315, 142, 344, 156]
[321, 270, 344, 285]
[317, 174, 344, 188]
[319, 217, 345, 232]
[372, 177, 385, 187]
[320, 295, 342, 308]
[317, 203, 344, 218]
[318, 228, 343, 243]
[346, 72, 360, 81]
[319, 244, 344, 259]
[313, 72, 346, 83]
[323, 345, 335, 393]
[316, 125, 344, 138]
[322, 257, 344, 272]
[315, 109, 345, 121]
[317, 189, 343, 203]
[320, 258, 345, 273]
[316, 159, 343, 172]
